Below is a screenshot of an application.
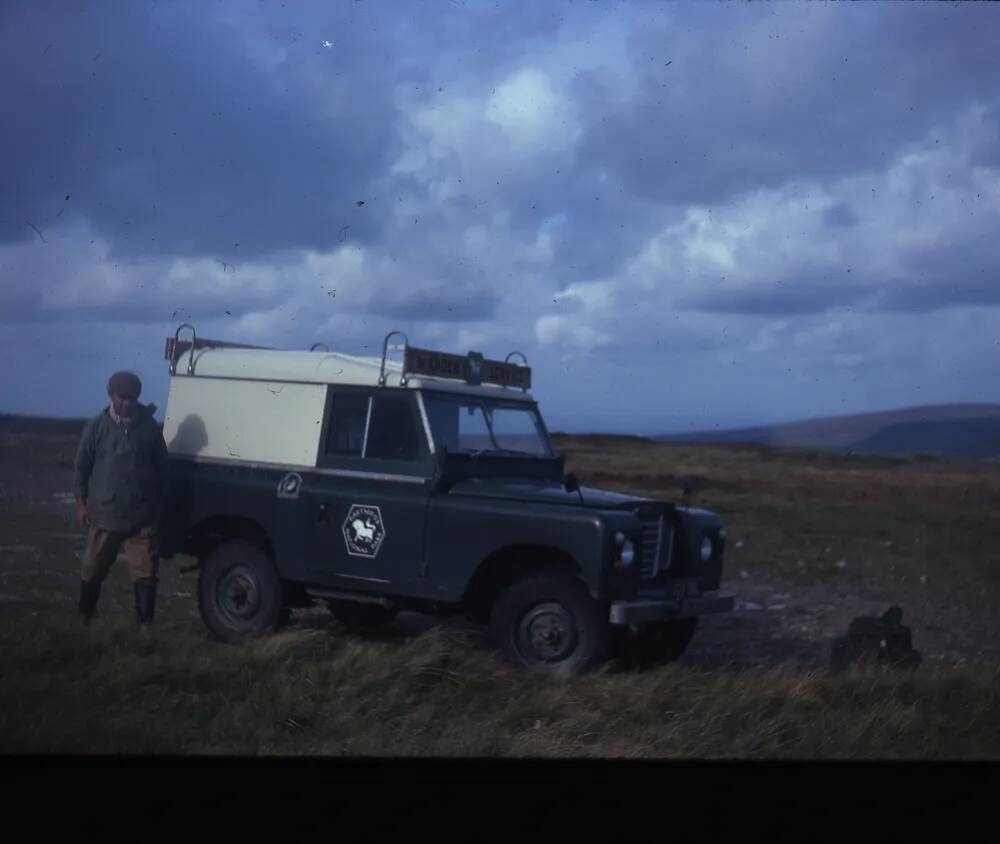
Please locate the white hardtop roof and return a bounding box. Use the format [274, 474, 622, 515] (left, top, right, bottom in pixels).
[173, 346, 536, 401]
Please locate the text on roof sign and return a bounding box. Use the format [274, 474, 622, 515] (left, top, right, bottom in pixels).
[403, 346, 531, 389]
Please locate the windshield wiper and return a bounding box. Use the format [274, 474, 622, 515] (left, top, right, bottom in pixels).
[461, 447, 546, 458]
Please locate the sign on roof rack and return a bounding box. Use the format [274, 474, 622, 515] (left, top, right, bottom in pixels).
[403, 345, 531, 389]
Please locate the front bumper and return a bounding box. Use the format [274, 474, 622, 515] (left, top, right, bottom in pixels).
[608, 592, 735, 626]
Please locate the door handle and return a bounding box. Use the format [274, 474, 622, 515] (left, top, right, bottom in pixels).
[317, 503, 329, 523]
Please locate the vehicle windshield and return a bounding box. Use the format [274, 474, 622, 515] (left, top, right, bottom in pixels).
[421, 392, 553, 457]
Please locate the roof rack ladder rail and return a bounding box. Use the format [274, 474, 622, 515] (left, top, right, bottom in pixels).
[504, 351, 529, 393]
[379, 330, 409, 387]
[171, 323, 197, 376]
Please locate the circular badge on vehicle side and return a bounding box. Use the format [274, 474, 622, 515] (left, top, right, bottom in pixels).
[277, 472, 302, 500]
[342, 504, 386, 558]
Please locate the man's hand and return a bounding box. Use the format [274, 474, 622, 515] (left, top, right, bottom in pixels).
[76, 499, 90, 527]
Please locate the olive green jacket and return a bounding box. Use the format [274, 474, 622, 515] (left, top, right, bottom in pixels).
[73, 403, 169, 533]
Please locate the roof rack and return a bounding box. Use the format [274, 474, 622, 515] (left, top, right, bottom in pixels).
[165, 324, 532, 391]
[378, 330, 532, 392]
[165, 323, 273, 375]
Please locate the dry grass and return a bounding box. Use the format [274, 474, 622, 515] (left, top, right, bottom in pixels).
[559, 435, 1000, 598]
[1, 613, 997, 758]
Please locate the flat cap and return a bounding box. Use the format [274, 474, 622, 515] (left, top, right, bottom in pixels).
[107, 371, 142, 399]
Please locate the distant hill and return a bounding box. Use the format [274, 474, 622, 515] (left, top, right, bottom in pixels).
[5, 406, 1000, 459]
[0, 414, 89, 436]
[657, 404, 1000, 458]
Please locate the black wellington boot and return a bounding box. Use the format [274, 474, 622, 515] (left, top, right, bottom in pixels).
[134, 579, 157, 628]
[79, 580, 101, 624]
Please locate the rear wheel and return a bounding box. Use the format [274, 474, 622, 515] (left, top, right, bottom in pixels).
[198, 539, 283, 642]
[489, 571, 608, 673]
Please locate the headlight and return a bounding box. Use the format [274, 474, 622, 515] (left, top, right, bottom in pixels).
[700, 536, 713, 561]
[620, 540, 635, 565]
[613, 535, 635, 570]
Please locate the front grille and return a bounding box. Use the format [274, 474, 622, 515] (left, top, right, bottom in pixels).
[637, 512, 671, 579]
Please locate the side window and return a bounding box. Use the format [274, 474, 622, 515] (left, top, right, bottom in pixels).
[325, 393, 370, 457]
[365, 394, 420, 461]
[425, 399, 459, 450]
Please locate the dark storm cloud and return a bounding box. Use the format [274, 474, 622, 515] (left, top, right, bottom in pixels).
[684, 259, 1000, 317]
[365, 281, 501, 323]
[0, 0, 518, 262]
[573, 3, 1000, 207]
[3, 2, 363, 256]
[679, 275, 870, 316]
[872, 234, 1000, 313]
[8, 279, 281, 325]
[871, 277, 1000, 314]
[536, 186, 670, 283]
[823, 201, 858, 229]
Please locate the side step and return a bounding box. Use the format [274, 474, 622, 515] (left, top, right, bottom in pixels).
[305, 587, 395, 610]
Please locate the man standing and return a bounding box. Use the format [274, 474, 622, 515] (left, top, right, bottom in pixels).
[73, 371, 169, 628]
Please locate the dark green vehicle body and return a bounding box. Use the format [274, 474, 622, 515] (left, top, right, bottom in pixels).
[160, 384, 733, 628]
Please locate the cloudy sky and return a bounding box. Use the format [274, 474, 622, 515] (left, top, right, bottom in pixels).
[2, 0, 999, 434]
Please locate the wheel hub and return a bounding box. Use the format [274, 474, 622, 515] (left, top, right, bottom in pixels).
[218, 566, 261, 621]
[518, 602, 577, 663]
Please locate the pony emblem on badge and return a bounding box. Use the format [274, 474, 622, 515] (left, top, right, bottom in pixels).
[342, 504, 386, 558]
[277, 472, 302, 500]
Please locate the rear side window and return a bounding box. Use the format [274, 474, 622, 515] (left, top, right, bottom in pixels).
[365, 394, 421, 461]
[325, 393, 370, 456]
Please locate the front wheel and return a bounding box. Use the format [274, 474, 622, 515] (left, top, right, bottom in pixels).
[198, 539, 283, 642]
[489, 571, 609, 673]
